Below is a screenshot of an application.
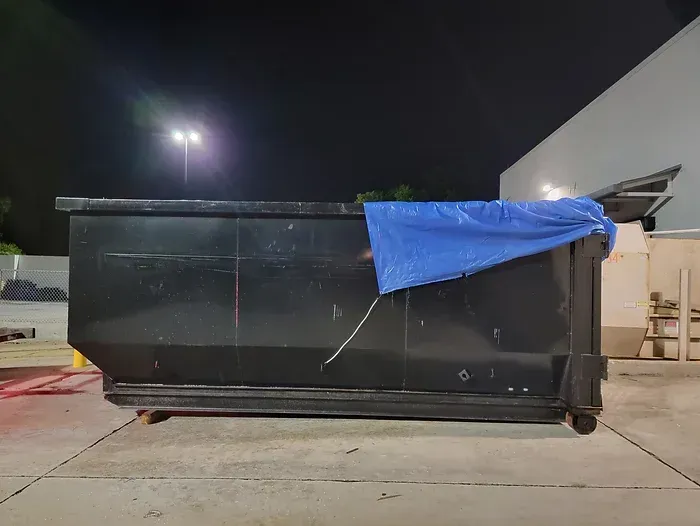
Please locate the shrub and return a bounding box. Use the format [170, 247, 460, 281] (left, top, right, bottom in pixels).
[0, 242, 22, 255]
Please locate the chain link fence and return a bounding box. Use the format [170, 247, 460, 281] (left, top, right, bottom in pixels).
[0, 269, 69, 329]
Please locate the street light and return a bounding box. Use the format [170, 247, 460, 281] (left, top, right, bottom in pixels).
[171, 129, 201, 184]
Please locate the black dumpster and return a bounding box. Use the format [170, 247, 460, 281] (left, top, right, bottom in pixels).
[57, 198, 609, 434]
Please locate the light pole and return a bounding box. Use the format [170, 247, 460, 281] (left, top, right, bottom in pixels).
[171, 130, 201, 184]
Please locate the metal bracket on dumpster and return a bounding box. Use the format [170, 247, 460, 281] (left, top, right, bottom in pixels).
[578, 234, 610, 259]
[577, 354, 608, 381]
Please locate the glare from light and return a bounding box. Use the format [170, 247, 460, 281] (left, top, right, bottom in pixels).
[546, 187, 562, 201]
[188, 131, 200, 143]
[172, 130, 185, 142]
[542, 183, 553, 193]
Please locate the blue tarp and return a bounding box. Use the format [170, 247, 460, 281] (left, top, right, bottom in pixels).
[364, 197, 617, 295]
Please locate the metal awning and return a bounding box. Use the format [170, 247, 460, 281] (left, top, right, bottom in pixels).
[587, 164, 681, 223]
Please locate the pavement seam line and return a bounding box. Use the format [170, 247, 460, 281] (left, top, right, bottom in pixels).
[0, 417, 136, 507]
[38, 475, 700, 491]
[600, 420, 700, 488]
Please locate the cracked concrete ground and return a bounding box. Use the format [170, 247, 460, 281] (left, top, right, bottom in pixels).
[1, 361, 699, 525]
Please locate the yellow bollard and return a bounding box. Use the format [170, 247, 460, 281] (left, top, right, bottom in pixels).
[73, 350, 88, 368]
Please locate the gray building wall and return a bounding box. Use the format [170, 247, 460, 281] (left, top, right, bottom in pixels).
[500, 16, 700, 232]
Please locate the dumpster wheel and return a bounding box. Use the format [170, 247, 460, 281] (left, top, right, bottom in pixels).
[566, 413, 597, 435]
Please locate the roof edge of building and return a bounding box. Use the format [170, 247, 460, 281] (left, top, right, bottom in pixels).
[500, 14, 700, 181]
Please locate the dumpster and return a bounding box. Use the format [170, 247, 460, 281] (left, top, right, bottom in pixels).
[57, 197, 614, 434]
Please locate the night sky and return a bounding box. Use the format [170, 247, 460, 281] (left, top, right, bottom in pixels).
[1, 0, 699, 254]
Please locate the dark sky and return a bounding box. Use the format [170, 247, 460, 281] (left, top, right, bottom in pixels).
[1, 0, 699, 254]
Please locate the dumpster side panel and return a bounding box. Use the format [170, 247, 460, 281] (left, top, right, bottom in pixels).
[68, 215, 242, 384]
[404, 244, 572, 397]
[235, 217, 407, 389]
[61, 199, 607, 423]
[69, 214, 409, 389]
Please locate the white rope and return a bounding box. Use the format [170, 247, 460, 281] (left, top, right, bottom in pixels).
[321, 295, 382, 370]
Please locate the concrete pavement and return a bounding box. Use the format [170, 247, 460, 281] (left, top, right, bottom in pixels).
[0, 340, 73, 370]
[0, 363, 699, 524]
[0, 301, 67, 341]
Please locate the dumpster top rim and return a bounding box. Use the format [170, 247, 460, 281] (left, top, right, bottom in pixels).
[56, 198, 365, 216]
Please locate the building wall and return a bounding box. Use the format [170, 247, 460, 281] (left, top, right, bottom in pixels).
[17, 256, 69, 273]
[500, 17, 700, 232]
[0, 255, 17, 272]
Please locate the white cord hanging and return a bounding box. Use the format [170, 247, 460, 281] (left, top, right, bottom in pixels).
[321, 295, 382, 370]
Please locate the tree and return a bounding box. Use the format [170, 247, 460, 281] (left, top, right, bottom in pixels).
[355, 189, 389, 203]
[356, 185, 421, 203]
[355, 183, 468, 204]
[0, 242, 22, 255]
[392, 184, 418, 201]
[0, 197, 22, 254]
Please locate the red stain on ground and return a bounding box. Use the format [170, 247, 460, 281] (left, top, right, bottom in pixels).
[0, 368, 109, 432]
[0, 369, 101, 400]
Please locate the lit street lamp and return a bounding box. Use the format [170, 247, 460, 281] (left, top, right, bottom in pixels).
[171, 129, 201, 184]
